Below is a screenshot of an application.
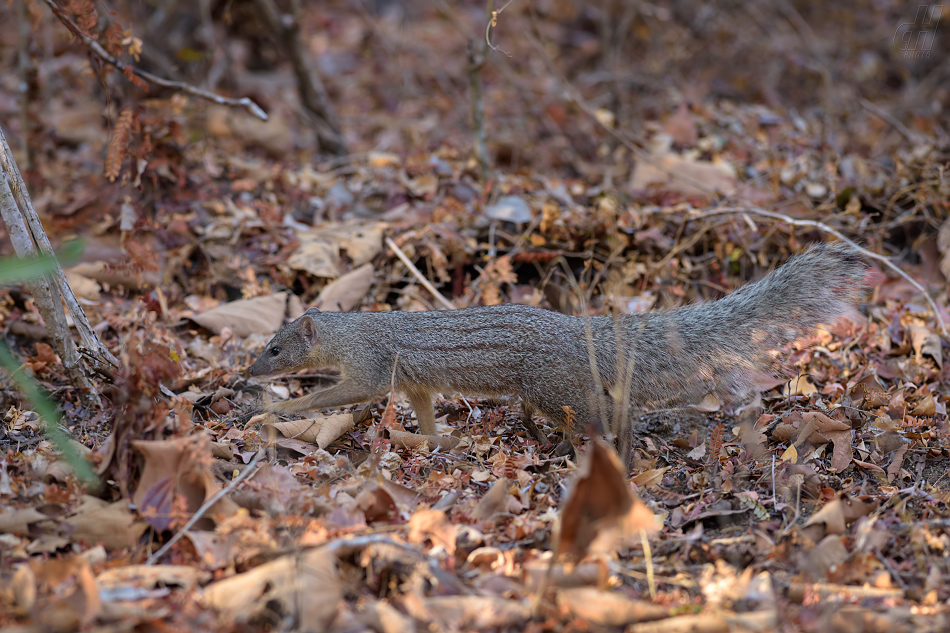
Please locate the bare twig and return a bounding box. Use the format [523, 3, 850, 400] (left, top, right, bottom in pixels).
[705, 205, 949, 338]
[16, 0, 32, 170]
[41, 0, 267, 121]
[469, 0, 492, 182]
[146, 449, 263, 565]
[252, 0, 345, 155]
[485, 0, 515, 56]
[523, 16, 722, 199]
[385, 237, 455, 310]
[860, 98, 923, 144]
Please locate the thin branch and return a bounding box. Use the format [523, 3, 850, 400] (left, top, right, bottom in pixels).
[385, 237, 455, 310]
[860, 98, 924, 145]
[252, 0, 345, 155]
[485, 0, 515, 56]
[41, 0, 267, 121]
[706, 205, 949, 339]
[523, 18, 723, 199]
[145, 449, 263, 565]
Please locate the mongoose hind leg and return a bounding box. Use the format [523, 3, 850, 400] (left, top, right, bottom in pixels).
[520, 402, 549, 443]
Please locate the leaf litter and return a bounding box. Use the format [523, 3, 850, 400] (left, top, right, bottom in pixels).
[2, 1, 950, 632]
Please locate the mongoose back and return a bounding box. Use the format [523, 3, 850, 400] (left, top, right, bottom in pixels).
[249, 243, 868, 436]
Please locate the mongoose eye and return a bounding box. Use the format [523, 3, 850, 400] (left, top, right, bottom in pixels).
[269, 346, 280, 356]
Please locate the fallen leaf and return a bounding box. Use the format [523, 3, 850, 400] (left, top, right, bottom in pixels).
[263, 413, 355, 450]
[910, 324, 942, 369]
[557, 587, 669, 626]
[556, 438, 657, 560]
[189, 293, 288, 336]
[315, 264, 374, 312]
[66, 496, 148, 552]
[202, 548, 340, 629]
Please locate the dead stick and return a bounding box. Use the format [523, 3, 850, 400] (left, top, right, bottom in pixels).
[385, 237, 455, 310]
[145, 449, 263, 565]
[706, 205, 949, 339]
[41, 0, 267, 121]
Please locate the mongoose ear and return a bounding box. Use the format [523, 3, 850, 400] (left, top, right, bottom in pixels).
[304, 307, 321, 316]
[299, 315, 319, 345]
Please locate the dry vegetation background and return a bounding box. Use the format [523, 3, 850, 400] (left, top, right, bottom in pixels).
[1, 0, 950, 631]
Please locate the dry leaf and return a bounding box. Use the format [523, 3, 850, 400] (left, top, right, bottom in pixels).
[409, 508, 457, 555]
[388, 429, 460, 451]
[66, 496, 148, 552]
[202, 548, 340, 629]
[476, 477, 510, 521]
[190, 293, 288, 336]
[263, 413, 355, 450]
[556, 438, 657, 560]
[557, 587, 669, 626]
[315, 264, 374, 312]
[631, 467, 668, 489]
[910, 324, 942, 369]
[132, 437, 238, 532]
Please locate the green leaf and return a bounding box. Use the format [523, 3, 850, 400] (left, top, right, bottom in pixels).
[0, 342, 98, 487]
[0, 240, 84, 285]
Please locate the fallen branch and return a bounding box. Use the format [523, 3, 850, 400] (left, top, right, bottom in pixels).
[41, 0, 267, 121]
[145, 449, 263, 565]
[705, 205, 949, 339]
[386, 237, 455, 310]
[252, 0, 345, 154]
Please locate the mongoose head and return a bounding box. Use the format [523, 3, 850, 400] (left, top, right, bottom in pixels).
[248, 308, 321, 377]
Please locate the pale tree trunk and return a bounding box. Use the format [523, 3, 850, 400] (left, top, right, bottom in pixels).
[0, 124, 118, 404]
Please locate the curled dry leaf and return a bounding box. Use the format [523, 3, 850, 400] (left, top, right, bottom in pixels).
[315, 263, 375, 312]
[132, 436, 239, 532]
[556, 587, 670, 626]
[556, 438, 657, 560]
[388, 429, 460, 451]
[97, 565, 211, 593]
[803, 493, 879, 542]
[422, 595, 532, 630]
[909, 324, 942, 369]
[409, 508, 457, 555]
[288, 221, 387, 278]
[202, 548, 341, 630]
[262, 413, 355, 450]
[66, 496, 148, 552]
[476, 477, 510, 522]
[189, 292, 289, 336]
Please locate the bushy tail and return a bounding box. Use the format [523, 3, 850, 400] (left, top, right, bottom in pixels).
[619, 242, 869, 407]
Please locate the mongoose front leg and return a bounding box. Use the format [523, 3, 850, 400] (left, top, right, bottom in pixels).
[407, 390, 437, 435]
[267, 381, 382, 415]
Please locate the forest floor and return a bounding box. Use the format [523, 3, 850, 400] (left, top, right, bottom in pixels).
[1, 1, 950, 632]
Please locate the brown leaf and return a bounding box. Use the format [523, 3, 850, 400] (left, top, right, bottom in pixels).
[557, 438, 657, 560]
[202, 548, 340, 629]
[631, 467, 668, 489]
[557, 587, 669, 626]
[409, 508, 457, 555]
[66, 496, 148, 552]
[132, 436, 238, 532]
[476, 477, 510, 522]
[263, 413, 355, 450]
[387, 429, 460, 451]
[189, 293, 289, 336]
[422, 596, 531, 630]
[910, 324, 942, 369]
[314, 263, 375, 312]
[355, 483, 398, 523]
